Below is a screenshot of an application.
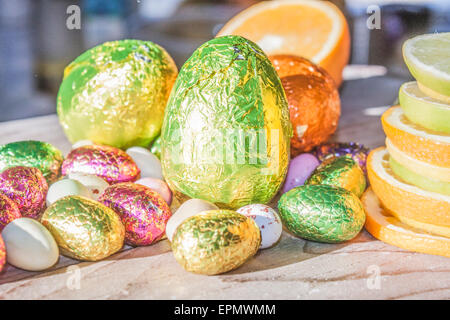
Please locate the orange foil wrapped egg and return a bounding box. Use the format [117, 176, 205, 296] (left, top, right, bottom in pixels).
[270, 55, 341, 156]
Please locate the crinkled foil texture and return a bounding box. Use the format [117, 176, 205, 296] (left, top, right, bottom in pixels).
[62, 145, 140, 184]
[171, 210, 261, 275]
[41, 196, 124, 261]
[161, 36, 291, 209]
[0, 235, 5, 272]
[0, 166, 48, 219]
[0, 193, 21, 230]
[278, 185, 365, 243]
[99, 183, 172, 246]
[0, 140, 63, 184]
[150, 135, 162, 159]
[314, 142, 369, 175]
[57, 39, 178, 149]
[306, 156, 366, 197]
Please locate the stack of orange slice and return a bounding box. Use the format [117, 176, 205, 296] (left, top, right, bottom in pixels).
[363, 33, 450, 258]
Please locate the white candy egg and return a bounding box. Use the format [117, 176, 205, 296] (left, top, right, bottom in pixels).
[71, 140, 94, 149]
[126, 146, 163, 180]
[166, 198, 218, 241]
[237, 204, 282, 249]
[46, 178, 91, 206]
[2, 218, 59, 271]
[135, 177, 172, 205]
[68, 172, 109, 200]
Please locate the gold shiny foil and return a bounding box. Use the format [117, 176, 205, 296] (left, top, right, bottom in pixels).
[161, 36, 292, 209]
[57, 40, 178, 149]
[305, 156, 366, 197]
[41, 196, 124, 261]
[171, 210, 261, 275]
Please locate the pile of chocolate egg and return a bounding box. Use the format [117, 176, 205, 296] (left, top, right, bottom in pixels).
[0, 140, 173, 271]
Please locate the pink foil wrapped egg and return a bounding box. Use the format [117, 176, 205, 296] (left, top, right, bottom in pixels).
[135, 177, 172, 205]
[61, 145, 140, 184]
[99, 183, 172, 246]
[0, 166, 48, 218]
[0, 193, 21, 231]
[0, 234, 5, 272]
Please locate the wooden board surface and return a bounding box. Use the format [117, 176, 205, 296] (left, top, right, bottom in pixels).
[0, 99, 449, 300]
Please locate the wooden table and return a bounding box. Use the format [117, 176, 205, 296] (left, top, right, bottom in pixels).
[0, 76, 449, 300]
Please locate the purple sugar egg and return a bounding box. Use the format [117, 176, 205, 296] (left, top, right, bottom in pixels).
[282, 153, 320, 194]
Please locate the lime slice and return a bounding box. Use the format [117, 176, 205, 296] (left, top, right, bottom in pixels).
[403, 32, 450, 97]
[389, 155, 450, 195]
[399, 81, 450, 133]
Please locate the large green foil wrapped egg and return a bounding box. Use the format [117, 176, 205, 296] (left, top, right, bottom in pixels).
[161, 36, 292, 209]
[57, 39, 178, 149]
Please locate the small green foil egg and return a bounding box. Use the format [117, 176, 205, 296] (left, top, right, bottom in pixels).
[305, 155, 366, 197]
[171, 210, 261, 275]
[0, 140, 63, 184]
[57, 39, 178, 149]
[278, 185, 366, 243]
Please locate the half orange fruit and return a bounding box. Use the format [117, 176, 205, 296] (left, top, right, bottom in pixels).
[367, 147, 450, 227]
[381, 106, 450, 167]
[363, 188, 450, 258]
[217, 0, 350, 86]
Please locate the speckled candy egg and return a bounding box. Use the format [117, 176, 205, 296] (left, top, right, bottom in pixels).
[0, 166, 48, 218]
[135, 177, 172, 205]
[99, 183, 171, 246]
[305, 156, 366, 197]
[236, 204, 281, 249]
[0, 193, 21, 231]
[171, 210, 261, 275]
[282, 153, 320, 193]
[0, 234, 5, 272]
[62, 144, 140, 184]
[126, 146, 163, 180]
[41, 196, 124, 261]
[2, 218, 59, 271]
[165, 198, 219, 242]
[67, 172, 109, 200]
[0, 140, 63, 183]
[278, 185, 366, 243]
[314, 142, 369, 175]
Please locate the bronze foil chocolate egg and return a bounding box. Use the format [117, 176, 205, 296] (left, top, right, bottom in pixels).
[41, 195, 124, 261]
[276, 57, 340, 156]
[171, 210, 261, 275]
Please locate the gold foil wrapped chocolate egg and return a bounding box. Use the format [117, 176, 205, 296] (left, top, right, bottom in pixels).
[271, 56, 340, 156]
[171, 210, 261, 275]
[161, 36, 291, 209]
[305, 156, 366, 197]
[57, 39, 178, 149]
[41, 196, 124, 261]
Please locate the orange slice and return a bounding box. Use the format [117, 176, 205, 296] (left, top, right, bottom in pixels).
[381, 106, 450, 167]
[367, 147, 450, 227]
[217, 0, 350, 86]
[363, 188, 450, 258]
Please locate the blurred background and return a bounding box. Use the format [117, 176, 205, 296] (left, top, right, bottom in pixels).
[0, 0, 449, 122]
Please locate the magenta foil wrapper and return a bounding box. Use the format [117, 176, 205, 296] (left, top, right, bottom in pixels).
[0, 166, 48, 218]
[99, 183, 172, 246]
[62, 145, 140, 184]
[0, 193, 21, 230]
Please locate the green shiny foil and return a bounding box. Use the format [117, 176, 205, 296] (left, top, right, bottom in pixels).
[57, 39, 178, 149]
[150, 135, 161, 159]
[161, 36, 292, 209]
[0, 140, 63, 183]
[41, 195, 124, 261]
[305, 156, 366, 197]
[171, 210, 261, 275]
[278, 185, 366, 243]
